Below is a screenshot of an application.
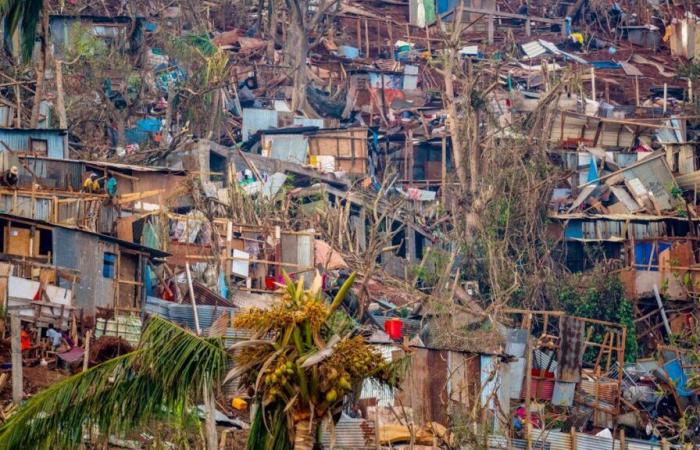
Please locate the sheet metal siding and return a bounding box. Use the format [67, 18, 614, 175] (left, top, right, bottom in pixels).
[622, 157, 675, 211]
[487, 431, 664, 450]
[320, 416, 376, 449]
[0, 130, 65, 159]
[265, 134, 308, 164]
[0, 194, 51, 221]
[360, 344, 395, 406]
[241, 108, 277, 141]
[144, 296, 236, 332]
[19, 158, 84, 189]
[54, 228, 115, 315]
[49, 17, 73, 57]
[0, 106, 12, 127]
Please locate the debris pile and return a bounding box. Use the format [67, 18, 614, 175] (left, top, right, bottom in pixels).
[1, 0, 700, 448]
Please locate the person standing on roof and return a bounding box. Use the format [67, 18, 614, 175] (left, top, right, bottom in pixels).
[105, 175, 118, 199]
[1, 166, 19, 187]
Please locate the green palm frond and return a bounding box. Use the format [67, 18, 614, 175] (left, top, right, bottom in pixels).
[0, 317, 228, 450]
[19, 0, 41, 62]
[0, 0, 43, 62]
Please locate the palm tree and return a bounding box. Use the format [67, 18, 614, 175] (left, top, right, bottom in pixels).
[230, 273, 406, 450]
[0, 273, 403, 450]
[0, 0, 44, 61]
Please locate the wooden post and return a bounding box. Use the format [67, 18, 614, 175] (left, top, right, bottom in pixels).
[689, 79, 694, 104]
[185, 262, 201, 335]
[356, 19, 362, 54]
[10, 312, 22, 405]
[590, 67, 596, 100]
[364, 19, 370, 58]
[525, 18, 531, 37]
[441, 135, 447, 205]
[524, 319, 533, 450]
[387, 19, 394, 60]
[570, 426, 577, 449]
[83, 329, 91, 372]
[619, 429, 625, 450]
[487, 17, 495, 44]
[653, 284, 672, 336]
[54, 59, 67, 129]
[203, 379, 218, 450]
[635, 76, 640, 107]
[663, 83, 668, 114]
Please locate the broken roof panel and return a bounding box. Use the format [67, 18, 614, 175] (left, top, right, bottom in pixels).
[521, 41, 547, 59]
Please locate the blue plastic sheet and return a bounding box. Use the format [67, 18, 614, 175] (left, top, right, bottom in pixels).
[664, 359, 693, 397]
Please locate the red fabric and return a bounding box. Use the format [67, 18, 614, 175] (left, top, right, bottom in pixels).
[20, 331, 30, 351]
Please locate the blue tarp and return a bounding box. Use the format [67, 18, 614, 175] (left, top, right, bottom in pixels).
[564, 221, 583, 240]
[587, 156, 599, 183]
[136, 118, 162, 132]
[144, 265, 154, 297]
[125, 128, 150, 144]
[634, 241, 672, 270]
[590, 61, 622, 70]
[664, 359, 693, 397]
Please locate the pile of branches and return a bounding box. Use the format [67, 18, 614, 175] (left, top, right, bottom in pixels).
[88, 336, 134, 366]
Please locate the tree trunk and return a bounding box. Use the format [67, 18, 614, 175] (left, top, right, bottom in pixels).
[161, 83, 175, 149]
[30, 0, 50, 128]
[293, 419, 316, 450]
[468, 110, 480, 195]
[54, 59, 67, 129]
[442, 48, 468, 190]
[117, 113, 127, 148]
[285, 10, 308, 112]
[203, 380, 218, 450]
[207, 88, 221, 141]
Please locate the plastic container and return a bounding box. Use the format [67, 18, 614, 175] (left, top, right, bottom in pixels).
[384, 318, 403, 340]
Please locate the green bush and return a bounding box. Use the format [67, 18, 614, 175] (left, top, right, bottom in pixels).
[559, 269, 638, 364]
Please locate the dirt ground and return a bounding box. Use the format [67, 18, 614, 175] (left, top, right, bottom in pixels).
[0, 365, 68, 403]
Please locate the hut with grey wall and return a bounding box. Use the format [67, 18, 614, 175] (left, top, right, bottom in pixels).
[0, 128, 67, 159]
[0, 214, 167, 318]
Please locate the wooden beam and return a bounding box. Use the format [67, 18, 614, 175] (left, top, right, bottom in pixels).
[10, 311, 22, 405]
[443, 6, 565, 25]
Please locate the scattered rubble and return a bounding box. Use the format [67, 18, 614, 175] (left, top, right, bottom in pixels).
[1, 0, 700, 449]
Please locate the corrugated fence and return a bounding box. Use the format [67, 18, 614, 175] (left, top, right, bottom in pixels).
[488, 430, 669, 450]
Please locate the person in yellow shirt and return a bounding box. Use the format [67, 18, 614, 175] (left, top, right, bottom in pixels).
[82, 173, 100, 192]
[570, 32, 584, 46]
[561, 31, 584, 52]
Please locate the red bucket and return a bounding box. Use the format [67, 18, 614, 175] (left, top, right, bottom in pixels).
[384, 318, 403, 340]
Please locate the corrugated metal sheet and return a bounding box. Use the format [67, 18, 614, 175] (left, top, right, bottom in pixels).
[0, 106, 12, 127]
[262, 134, 308, 164]
[487, 430, 665, 450]
[360, 344, 395, 406]
[0, 129, 65, 159]
[522, 41, 547, 59]
[20, 158, 83, 190]
[144, 296, 236, 332]
[293, 117, 324, 128]
[0, 194, 51, 221]
[621, 155, 675, 211]
[320, 415, 375, 449]
[241, 108, 278, 141]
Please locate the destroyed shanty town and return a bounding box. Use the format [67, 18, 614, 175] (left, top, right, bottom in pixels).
[4, 1, 700, 450]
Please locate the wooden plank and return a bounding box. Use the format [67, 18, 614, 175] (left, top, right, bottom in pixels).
[10, 312, 22, 405]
